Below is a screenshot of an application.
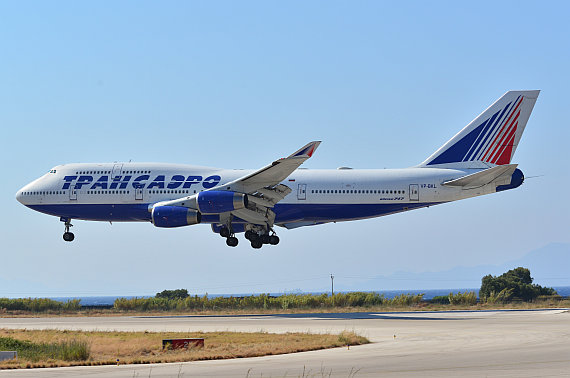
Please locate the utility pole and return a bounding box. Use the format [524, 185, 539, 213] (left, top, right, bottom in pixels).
[330, 274, 334, 296]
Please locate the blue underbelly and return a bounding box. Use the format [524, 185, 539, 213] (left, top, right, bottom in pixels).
[28, 204, 152, 222]
[27, 202, 440, 223]
[273, 202, 438, 222]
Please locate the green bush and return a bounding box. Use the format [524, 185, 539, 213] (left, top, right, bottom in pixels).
[480, 267, 557, 302]
[484, 288, 514, 304]
[156, 289, 189, 300]
[0, 298, 81, 313]
[448, 291, 477, 305]
[431, 295, 450, 304]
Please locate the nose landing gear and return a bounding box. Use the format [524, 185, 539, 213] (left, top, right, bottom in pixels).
[61, 217, 75, 242]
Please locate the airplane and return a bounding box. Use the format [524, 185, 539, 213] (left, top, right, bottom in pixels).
[16, 90, 539, 249]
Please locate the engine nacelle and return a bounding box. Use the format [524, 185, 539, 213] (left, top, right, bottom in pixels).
[197, 191, 248, 214]
[151, 206, 201, 228]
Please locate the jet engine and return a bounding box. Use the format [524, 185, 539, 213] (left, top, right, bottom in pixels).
[196, 191, 248, 214]
[151, 206, 201, 228]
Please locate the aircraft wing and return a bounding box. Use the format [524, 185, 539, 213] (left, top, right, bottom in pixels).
[216, 141, 321, 226]
[219, 141, 321, 194]
[155, 141, 321, 227]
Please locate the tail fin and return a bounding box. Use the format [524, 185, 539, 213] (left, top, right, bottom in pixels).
[420, 90, 539, 167]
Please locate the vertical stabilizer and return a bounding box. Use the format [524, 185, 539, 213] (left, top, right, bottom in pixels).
[420, 90, 539, 167]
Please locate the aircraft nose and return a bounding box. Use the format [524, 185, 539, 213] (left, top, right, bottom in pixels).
[16, 188, 24, 204]
[15, 186, 29, 205]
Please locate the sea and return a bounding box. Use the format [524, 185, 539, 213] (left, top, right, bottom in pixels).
[50, 286, 570, 306]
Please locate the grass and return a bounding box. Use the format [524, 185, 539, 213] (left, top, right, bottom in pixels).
[0, 329, 369, 369]
[1, 294, 568, 318]
[0, 337, 89, 362]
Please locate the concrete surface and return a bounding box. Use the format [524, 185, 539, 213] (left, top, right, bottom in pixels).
[0, 309, 569, 377]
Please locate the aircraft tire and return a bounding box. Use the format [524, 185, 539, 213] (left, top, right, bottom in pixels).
[269, 235, 280, 245]
[220, 227, 230, 238]
[261, 234, 271, 244]
[226, 236, 238, 247]
[251, 239, 263, 249]
[63, 232, 75, 242]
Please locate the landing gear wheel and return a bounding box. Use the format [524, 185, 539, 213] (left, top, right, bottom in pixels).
[251, 239, 263, 249]
[245, 230, 254, 240]
[269, 235, 280, 245]
[63, 232, 75, 242]
[226, 236, 238, 247]
[220, 227, 230, 238]
[261, 234, 271, 244]
[61, 218, 74, 242]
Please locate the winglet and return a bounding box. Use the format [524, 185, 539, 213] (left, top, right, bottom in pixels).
[288, 141, 321, 158]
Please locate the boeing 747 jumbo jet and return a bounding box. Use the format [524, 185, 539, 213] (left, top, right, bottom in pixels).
[16, 90, 539, 249]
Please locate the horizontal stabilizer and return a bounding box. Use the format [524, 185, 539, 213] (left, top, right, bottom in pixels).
[443, 164, 518, 188]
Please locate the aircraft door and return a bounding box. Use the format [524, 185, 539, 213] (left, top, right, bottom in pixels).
[409, 184, 419, 201]
[297, 184, 307, 200]
[69, 185, 77, 200]
[135, 188, 143, 200]
[111, 163, 123, 179]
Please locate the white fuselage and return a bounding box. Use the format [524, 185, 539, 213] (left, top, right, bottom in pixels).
[16, 162, 500, 228]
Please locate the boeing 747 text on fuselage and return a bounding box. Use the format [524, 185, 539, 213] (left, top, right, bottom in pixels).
[16, 91, 539, 248]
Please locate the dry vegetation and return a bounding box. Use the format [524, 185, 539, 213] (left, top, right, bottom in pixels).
[2, 300, 569, 318]
[0, 329, 368, 369]
[1, 293, 567, 318]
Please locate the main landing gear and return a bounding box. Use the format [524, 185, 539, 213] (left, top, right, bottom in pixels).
[218, 225, 280, 249]
[245, 229, 279, 249]
[61, 217, 75, 242]
[219, 226, 239, 247]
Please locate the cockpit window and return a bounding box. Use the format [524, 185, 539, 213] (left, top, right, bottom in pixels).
[49, 169, 57, 174]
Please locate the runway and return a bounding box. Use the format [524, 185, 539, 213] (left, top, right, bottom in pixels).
[1, 309, 569, 377]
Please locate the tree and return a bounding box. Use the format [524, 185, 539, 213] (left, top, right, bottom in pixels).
[480, 267, 557, 302]
[156, 289, 189, 300]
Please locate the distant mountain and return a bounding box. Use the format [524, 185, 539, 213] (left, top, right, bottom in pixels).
[349, 243, 570, 291]
[508, 243, 570, 284]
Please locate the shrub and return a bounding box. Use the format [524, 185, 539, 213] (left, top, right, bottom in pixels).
[431, 295, 450, 304]
[0, 298, 81, 313]
[156, 289, 189, 300]
[480, 267, 557, 302]
[448, 291, 477, 305]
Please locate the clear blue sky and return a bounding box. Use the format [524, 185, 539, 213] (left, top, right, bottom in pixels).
[2, 1, 569, 297]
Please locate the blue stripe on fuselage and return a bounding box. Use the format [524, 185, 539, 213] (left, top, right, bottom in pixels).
[27, 204, 152, 222]
[27, 202, 441, 224]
